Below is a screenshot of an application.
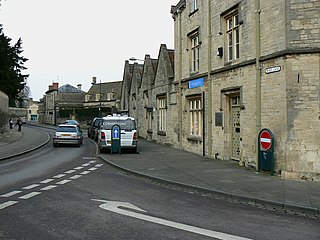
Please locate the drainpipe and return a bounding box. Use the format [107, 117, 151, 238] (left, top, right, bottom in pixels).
[255, 0, 261, 169]
[207, 0, 212, 157]
[178, 9, 183, 149]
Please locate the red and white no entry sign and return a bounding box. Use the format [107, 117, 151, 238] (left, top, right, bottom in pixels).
[260, 130, 272, 150]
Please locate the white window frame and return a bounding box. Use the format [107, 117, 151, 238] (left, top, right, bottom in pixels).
[191, 34, 200, 72]
[189, 97, 202, 136]
[157, 96, 166, 132]
[192, 0, 197, 12]
[226, 13, 240, 62]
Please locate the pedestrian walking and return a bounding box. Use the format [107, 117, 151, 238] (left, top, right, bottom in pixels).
[9, 118, 13, 129]
[16, 118, 22, 131]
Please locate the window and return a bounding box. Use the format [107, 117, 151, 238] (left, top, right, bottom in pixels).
[189, 97, 202, 136]
[192, 0, 197, 11]
[96, 93, 100, 101]
[107, 92, 114, 100]
[132, 94, 136, 109]
[226, 13, 240, 61]
[157, 96, 166, 132]
[191, 35, 200, 72]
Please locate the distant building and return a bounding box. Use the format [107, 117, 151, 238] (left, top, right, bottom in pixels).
[27, 99, 39, 121]
[84, 77, 122, 116]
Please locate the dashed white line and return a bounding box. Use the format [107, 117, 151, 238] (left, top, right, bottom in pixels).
[53, 174, 66, 179]
[81, 163, 90, 167]
[40, 185, 57, 191]
[88, 167, 98, 171]
[95, 164, 103, 167]
[80, 171, 90, 175]
[82, 157, 97, 160]
[40, 179, 55, 184]
[64, 170, 76, 174]
[1, 191, 22, 198]
[0, 201, 18, 210]
[69, 175, 82, 179]
[89, 160, 97, 163]
[74, 167, 84, 170]
[56, 180, 72, 185]
[23, 184, 40, 190]
[19, 192, 41, 200]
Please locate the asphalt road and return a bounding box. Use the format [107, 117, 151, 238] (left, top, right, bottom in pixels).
[0, 129, 319, 240]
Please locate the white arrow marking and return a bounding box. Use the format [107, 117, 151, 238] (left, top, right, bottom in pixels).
[92, 199, 252, 240]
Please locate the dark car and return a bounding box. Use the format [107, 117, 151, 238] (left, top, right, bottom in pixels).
[87, 117, 103, 140]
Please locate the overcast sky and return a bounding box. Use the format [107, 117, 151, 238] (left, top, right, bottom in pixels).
[1, 0, 178, 101]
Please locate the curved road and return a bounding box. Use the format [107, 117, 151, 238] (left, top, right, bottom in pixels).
[0, 127, 319, 240]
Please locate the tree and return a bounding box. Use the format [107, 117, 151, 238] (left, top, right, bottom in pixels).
[0, 25, 29, 106]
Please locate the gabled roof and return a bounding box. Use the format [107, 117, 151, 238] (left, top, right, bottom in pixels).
[87, 81, 122, 99]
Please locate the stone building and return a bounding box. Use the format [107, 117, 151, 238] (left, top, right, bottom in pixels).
[84, 77, 122, 116]
[40, 82, 85, 125]
[121, 0, 319, 180]
[170, 0, 320, 180]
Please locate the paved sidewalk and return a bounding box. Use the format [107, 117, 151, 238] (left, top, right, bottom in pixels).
[99, 139, 320, 216]
[0, 123, 319, 217]
[0, 124, 50, 160]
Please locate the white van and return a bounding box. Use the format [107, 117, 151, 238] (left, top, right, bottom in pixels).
[97, 115, 138, 153]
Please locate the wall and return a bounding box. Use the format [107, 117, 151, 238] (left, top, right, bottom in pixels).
[0, 91, 9, 133]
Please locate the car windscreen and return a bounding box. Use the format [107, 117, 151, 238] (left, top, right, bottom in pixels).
[56, 126, 77, 132]
[102, 119, 136, 131]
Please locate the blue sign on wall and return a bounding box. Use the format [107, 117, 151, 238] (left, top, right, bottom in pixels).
[189, 78, 204, 89]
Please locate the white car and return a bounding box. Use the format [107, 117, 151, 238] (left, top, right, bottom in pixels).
[98, 115, 138, 153]
[53, 124, 83, 147]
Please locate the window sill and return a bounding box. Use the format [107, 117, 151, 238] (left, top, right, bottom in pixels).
[189, 8, 198, 17]
[157, 131, 166, 136]
[187, 135, 202, 142]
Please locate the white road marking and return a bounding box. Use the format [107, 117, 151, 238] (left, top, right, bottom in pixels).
[64, 170, 76, 174]
[93, 200, 253, 240]
[88, 167, 97, 171]
[56, 180, 71, 185]
[70, 175, 82, 179]
[81, 163, 90, 167]
[40, 185, 57, 191]
[40, 179, 55, 184]
[23, 184, 40, 190]
[19, 192, 41, 199]
[82, 157, 97, 160]
[95, 164, 103, 167]
[53, 174, 66, 178]
[1, 191, 22, 198]
[74, 167, 83, 170]
[80, 171, 90, 175]
[89, 160, 97, 163]
[0, 201, 18, 210]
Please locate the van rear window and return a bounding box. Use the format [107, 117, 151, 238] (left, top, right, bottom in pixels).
[102, 119, 136, 131]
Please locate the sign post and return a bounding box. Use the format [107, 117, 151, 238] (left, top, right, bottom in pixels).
[111, 124, 121, 154]
[258, 128, 274, 175]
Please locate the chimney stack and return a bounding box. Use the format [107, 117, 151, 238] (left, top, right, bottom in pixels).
[52, 82, 59, 90]
[48, 85, 53, 91]
[92, 76, 97, 85]
[77, 84, 82, 91]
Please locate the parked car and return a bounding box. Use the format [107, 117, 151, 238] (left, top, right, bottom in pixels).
[65, 119, 80, 128]
[98, 115, 138, 153]
[53, 124, 83, 147]
[87, 117, 103, 140]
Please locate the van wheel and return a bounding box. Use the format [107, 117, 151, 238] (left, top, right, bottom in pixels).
[53, 143, 58, 148]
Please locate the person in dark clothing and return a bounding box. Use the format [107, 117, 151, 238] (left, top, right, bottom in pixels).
[9, 118, 13, 129]
[16, 118, 22, 131]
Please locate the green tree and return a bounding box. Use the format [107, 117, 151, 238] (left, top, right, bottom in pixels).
[0, 25, 29, 106]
